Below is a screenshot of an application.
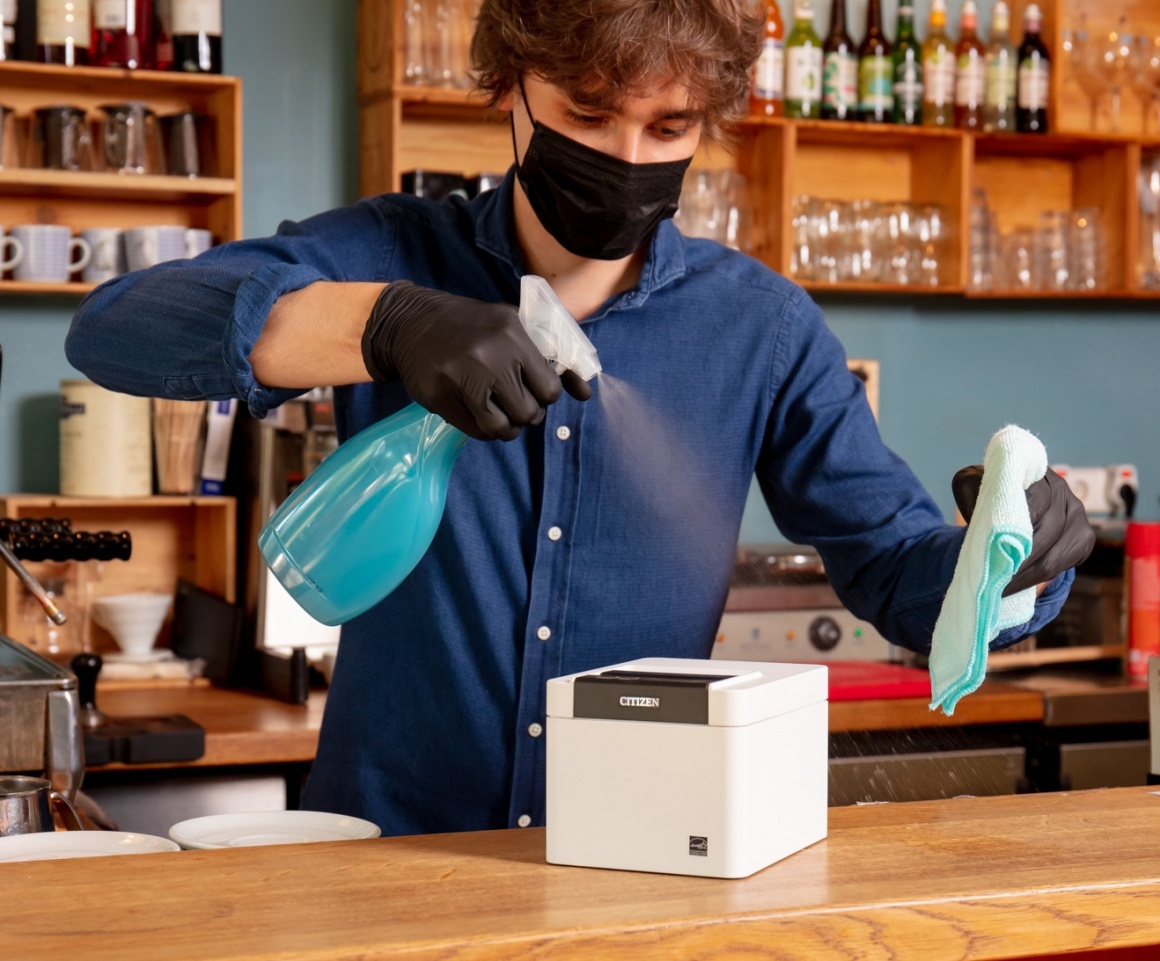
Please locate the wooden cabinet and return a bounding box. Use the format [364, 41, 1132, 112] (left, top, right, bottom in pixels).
[0, 62, 241, 296]
[357, 0, 1160, 302]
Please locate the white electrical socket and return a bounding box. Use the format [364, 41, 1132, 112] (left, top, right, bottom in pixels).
[1051, 463, 1139, 517]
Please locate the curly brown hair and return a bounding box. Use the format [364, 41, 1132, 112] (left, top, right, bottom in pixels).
[470, 0, 763, 142]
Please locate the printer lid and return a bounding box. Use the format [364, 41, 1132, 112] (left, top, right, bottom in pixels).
[546, 657, 826, 727]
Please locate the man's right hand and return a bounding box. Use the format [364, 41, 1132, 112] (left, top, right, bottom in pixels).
[360, 281, 592, 441]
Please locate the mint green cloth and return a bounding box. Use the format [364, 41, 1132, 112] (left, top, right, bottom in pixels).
[929, 425, 1047, 716]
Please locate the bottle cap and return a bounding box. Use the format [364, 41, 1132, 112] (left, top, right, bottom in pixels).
[962, 1, 977, 27]
[993, 1, 1009, 30]
[1025, 3, 1042, 26]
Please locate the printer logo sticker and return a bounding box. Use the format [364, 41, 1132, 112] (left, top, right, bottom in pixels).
[689, 836, 708, 856]
[618, 696, 660, 708]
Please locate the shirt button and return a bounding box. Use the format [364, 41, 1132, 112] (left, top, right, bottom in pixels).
[517, 814, 532, 828]
[528, 722, 543, 738]
[536, 625, 552, 641]
[547, 526, 562, 541]
[555, 425, 571, 441]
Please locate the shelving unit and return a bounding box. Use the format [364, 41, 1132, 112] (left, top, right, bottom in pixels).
[0, 61, 242, 297]
[358, 0, 1157, 302]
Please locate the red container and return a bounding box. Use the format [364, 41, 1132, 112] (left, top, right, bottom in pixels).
[92, 0, 156, 69]
[1125, 522, 1160, 679]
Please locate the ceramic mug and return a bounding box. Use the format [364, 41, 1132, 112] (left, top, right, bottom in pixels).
[10, 225, 92, 282]
[124, 225, 187, 272]
[79, 227, 126, 284]
[186, 228, 213, 258]
[0, 226, 24, 273]
[0, 775, 83, 836]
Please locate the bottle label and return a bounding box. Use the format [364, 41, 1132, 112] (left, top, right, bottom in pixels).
[753, 38, 785, 101]
[955, 52, 985, 105]
[894, 51, 924, 110]
[786, 45, 823, 103]
[171, 0, 222, 36]
[1018, 58, 1049, 109]
[985, 54, 1016, 106]
[823, 51, 858, 109]
[924, 48, 954, 104]
[859, 55, 894, 111]
[37, 0, 92, 46]
[1, 0, 15, 26]
[93, 0, 128, 29]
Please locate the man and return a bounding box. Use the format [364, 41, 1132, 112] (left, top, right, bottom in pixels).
[66, 0, 1091, 835]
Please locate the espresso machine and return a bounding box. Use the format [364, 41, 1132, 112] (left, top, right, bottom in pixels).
[0, 634, 83, 802]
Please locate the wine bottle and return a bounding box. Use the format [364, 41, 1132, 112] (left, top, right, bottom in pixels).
[36, 0, 91, 65]
[892, 3, 922, 125]
[821, 0, 856, 122]
[784, 0, 823, 120]
[954, 0, 986, 129]
[92, 0, 155, 68]
[857, 0, 892, 124]
[922, 0, 953, 127]
[750, 0, 785, 118]
[1016, 3, 1049, 134]
[169, 0, 219, 73]
[1, 0, 16, 60]
[984, 1, 1017, 133]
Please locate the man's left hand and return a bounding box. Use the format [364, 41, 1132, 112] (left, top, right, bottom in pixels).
[952, 466, 1097, 596]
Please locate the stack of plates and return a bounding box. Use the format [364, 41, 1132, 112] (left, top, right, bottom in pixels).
[168, 811, 381, 849]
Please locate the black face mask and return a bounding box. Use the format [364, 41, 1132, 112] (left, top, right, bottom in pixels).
[512, 90, 693, 261]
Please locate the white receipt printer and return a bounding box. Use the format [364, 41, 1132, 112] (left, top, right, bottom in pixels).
[546, 657, 828, 878]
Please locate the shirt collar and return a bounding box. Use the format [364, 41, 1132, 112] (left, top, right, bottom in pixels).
[473, 167, 688, 306]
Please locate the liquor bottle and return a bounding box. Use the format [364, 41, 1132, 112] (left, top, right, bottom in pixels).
[922, 0, 954, 127]
[153, 0, 172, 68]
[92, 0, 155, 68]
[1016, 3, 1049, 133]
[1, 0, 15, 60]
[784, 0, 823, 120]
[750, 0, 785, 118]
[984, 1, 1017, 133]
[857, 0, 892, 123]
[169, 0, 220, 73]
[954, 0, 986, 129]
[36, 0, 92, 65]
[821, 0, 856, 121]
[892, 3, 922, 125]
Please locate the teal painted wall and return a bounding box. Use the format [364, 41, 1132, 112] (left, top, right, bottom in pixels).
[0, 0, 1156, 539]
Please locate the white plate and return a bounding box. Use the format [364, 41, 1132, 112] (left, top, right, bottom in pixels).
[0, 831, 180, 862]
[168, 811, 381, 850]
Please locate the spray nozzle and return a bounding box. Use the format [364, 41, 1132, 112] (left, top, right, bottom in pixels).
[519, 275, 602, 382]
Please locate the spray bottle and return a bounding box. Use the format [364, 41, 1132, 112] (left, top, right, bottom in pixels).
[258, 275, 602, 625]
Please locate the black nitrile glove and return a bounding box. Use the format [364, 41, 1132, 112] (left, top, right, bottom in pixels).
[952, 465, 1096, 596]
[361, 281, 593, 441]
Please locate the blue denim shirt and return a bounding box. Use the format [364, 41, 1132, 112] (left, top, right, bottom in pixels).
[67, 171, 1070, 835]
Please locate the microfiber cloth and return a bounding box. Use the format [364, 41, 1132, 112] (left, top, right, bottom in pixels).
[929, 425, 1047, 716]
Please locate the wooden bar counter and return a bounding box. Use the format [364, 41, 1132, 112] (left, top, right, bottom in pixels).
[4, 786, 1159, 961]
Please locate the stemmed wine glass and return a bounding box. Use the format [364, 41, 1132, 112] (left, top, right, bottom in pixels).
[1094, 17, 1133, 133]
[1128, 34, 1160, 135]
[1063, 19, 1106, 132]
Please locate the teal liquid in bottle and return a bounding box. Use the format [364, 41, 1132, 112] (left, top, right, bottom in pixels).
[258, 275, 601, 626]
[259, 405, 467, 625]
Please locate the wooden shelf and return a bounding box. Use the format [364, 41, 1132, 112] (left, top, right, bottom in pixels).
[0, 169, 235, 202]
[803, 281, 965, 296]
[0, 60, 238, 98]
[0, 280, 94, 295]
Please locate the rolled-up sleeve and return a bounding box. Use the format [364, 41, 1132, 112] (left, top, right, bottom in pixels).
[66, 199, 395, 418]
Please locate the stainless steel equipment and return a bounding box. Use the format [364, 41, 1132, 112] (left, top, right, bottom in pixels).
[0, 634, 83, 801]
[714, 546, 898, 663]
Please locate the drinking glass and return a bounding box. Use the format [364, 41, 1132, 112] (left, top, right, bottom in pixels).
[1002, 229, 1037, 291]
[808, 199, 843, 284]
[717, 171, 752, 252]
[789, 195, 814, 280]
[840, 199, 880, 283]
[675, 169, 725, 242]
[1036, 211, 1072, 291]
[968, 189, 994, 291]
[1069, 207, 1103, 291]
[403, 0, 426, 84]
[916, 204, 945, 287]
